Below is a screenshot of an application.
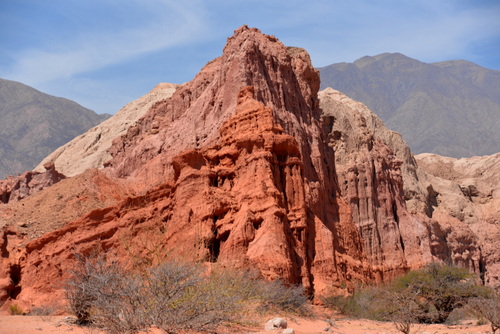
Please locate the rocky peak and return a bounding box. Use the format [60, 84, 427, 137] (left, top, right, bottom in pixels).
[106, 26, 321, 188]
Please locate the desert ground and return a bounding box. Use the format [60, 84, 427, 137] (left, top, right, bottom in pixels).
[0, 312, 493, 334]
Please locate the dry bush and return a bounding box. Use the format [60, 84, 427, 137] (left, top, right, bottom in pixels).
[65, 252, 148, 333]
[65, 253, 309, 333]
[258, 279, 310, 316]
[322, 287, 390, 320]
[384, 290, 424, 334]
[468, 294, 500, 334]
[29, 305, 58, 322]
[29, 305, 56, 316]
[141, 261, 244, 334]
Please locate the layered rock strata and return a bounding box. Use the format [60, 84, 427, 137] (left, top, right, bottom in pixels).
[319, 88, 432, 279]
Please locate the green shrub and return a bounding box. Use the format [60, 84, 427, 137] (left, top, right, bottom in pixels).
[391, 263, 490, 323]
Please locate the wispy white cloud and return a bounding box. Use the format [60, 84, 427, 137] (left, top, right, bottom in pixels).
[1, 0, 206, 86]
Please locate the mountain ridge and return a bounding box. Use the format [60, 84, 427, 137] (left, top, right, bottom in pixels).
[319, 53, 500, 158]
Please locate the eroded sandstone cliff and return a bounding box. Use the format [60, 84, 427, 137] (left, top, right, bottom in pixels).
[319, 88, 498, 290]
[319, 88, 433, 280]
[0, 26, 371, 309]
[416, 153, 500, 289]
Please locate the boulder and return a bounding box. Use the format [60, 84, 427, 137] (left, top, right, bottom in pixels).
[265, 317, 287, 330]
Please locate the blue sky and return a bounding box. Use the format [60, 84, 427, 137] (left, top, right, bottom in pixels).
[1, 0, 499, 115]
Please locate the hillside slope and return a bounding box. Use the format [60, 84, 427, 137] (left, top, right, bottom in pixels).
[0, 78, 110, 178]
[34, 83, 178, 177]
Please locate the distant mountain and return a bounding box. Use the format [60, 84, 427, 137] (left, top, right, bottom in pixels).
[0, 78, 110, 178]
[319, 53, 500, 158]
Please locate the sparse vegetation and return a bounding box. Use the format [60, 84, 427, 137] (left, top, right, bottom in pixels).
[29, 305, 56, 317]
[392, 263, 491, 323]
[324, 263, 493, 333]
[29, 305, 57, 322]
[8, 303, 24, 315]
[65, 252, 309, 333]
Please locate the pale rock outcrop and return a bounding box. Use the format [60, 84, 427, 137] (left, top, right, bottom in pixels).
[319, 88, 433, 279]
[319, 87, 498, 289]
[265, 317, 288, 330]
[34, 83, 178, 177]
[0, 162, 65, 204]
[416, 153, 500, 289]
[319, 88, 429, 215]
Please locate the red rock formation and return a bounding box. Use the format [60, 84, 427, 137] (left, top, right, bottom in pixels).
[104, 25, 372, 291]
[0, 168, 131, 308]
[1, 26, 497, 312]
[0, 225, 24, 304]
[0, 162, 65, 204]
[0, 27, 371, 309]
[3, 85, 369, 309]
[107, 26, 322, 190]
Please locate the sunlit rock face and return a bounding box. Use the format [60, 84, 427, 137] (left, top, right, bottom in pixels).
[1, 26, 498, 311]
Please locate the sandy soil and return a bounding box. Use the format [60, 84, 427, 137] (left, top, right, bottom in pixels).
[0, 314, 492, 334]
